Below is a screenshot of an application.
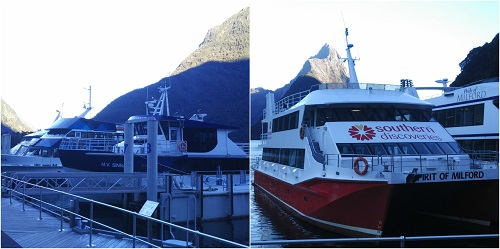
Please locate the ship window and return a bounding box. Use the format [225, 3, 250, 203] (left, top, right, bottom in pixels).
[425, 143, 444, 154]
[398, 143, 417, 154]
[183, 127, 217, 152]
[261, 147, 305, 169]
[395, 109, 409, 121]
[351, 144, 371, 155]
[384, 143, 403, 155]
[473, 104, 484, 125]
[412, 143, 432, 154]
[160, 122, 169, 140]
[335, 109, 353, 121]
[368, 143, 388, 155]
[337, 144, 354, 154]
[433, 103, 484, 128]
[350, 109, 366, 121]
[272, 111, 300, 132]
[437, 142, 456, 154]
[316, 110, 326, 126]
[446, 142, 465, 154]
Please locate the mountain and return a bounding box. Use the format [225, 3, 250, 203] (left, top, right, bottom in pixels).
[1, 98, 33, 134]
[172, 7, 249, 76]
[250, 44, 348, 139]
[451, 33, 499, 87]
[94, 7, 249, 143]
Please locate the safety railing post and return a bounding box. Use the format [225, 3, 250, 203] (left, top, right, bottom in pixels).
[400, 236, 405, 248]
[22, 181, 26, 211]
[133, 213, 137, 248]
[59, 205, 64, 231]
[38, 186, 43, 220]
[9, 178, 12, 204]
[88, 202, 94, 247]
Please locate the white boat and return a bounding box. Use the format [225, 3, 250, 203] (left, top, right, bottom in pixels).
[57, 84, 249, 173]
[252, 29, 499, 237]
[422, 79, 499, 168]
[1, 86, 123, 172]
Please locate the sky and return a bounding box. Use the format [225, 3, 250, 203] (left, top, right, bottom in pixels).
[251, 1, 499, 95]
[1, 1, 498, 131]
[1, 0, 249, 130]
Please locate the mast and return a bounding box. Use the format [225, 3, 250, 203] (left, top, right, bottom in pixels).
[344, 28, 360, 89]
[77, 85, 93, 118]
[146, 84, 171, 116]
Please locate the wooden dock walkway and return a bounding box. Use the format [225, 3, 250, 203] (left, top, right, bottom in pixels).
[1, 197, 150, 248]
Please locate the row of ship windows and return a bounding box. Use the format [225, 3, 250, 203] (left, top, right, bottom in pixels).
[337, 142, 464, 156]
[261, 142, 464, 169]
[262, 148, 305, 169]
[271, 102, 493, 133]
[271, 106, 435, 133]
[433, 103, 484, 128]
[458, 139, 499, 152]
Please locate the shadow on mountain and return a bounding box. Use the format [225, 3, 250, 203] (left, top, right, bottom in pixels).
[94, 59, 249, 143]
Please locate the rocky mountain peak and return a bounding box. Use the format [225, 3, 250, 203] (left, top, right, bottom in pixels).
[294, 43, 349, 84]
[172, 7, 249, 76]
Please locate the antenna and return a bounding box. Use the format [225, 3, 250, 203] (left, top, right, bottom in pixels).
[77, 86, 93, 118]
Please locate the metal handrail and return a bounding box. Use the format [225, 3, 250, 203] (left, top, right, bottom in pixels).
[251, 234, 498, 247]
[1, 174, 248, 248]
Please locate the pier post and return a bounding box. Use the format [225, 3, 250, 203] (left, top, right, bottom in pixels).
[147, 119, 158, 202]
[124, 122, 134, 173]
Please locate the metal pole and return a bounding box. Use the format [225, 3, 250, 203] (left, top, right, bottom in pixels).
[38, 186, 43, 220]
[133, 213, 137, 248]
[147, 119, 158, 202]
[229, 174, 234, 217]
[59, 206, 64, 231]
[124, 122, 134, 173]
[22, 181, 26, 211]
[9, 178, 12, 204]
[88, 202, 94, 247]
[400, 236, 405, 248]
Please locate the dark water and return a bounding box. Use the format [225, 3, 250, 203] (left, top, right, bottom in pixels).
[249, 173, 498, 248]
[75, 201, 249, 247]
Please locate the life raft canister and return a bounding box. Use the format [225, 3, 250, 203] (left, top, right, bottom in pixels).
[178, 141, 188, 152]
[353, 157, 369, 175]
[299, 127, 305, 139]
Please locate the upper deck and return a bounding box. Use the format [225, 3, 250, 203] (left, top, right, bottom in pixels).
[263, 82, 431, 120]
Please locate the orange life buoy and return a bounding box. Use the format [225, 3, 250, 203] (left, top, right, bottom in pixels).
[353, 157, 369, 175]
[178, 141, 188, 152]
[299, 127, 305, 139]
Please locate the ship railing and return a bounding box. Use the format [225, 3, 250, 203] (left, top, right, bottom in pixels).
[266, 83, 402, 117]
[1, 173, 248, 248]
[324, 153, 475, 173]
[59, 137, 123, 152]
[236, 143, 250, 155]
[466, 150, 499, 169]
[302, 124, 324, 164]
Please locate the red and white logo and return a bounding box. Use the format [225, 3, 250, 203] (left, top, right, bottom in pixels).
[348, 124, 376, 141]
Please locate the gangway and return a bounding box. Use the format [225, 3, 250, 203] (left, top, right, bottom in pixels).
[6, 172, 167, 196]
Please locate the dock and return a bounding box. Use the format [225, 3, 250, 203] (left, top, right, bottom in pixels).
[2, 197, 150, 248]
[1, 171, 250, 248]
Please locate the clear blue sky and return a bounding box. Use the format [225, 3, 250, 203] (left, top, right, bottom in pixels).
[251, 0, 499, 95]
[1, 0, 498, 130]
[1, 0, 249, 130]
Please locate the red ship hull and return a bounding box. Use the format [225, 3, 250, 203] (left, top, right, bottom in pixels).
[253, 170, 499, 237]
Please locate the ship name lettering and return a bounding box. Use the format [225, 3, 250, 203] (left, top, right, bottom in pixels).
[457, 87, 486, 102]
[451, 171, 484, 180]
[421, 173, 437, 181]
